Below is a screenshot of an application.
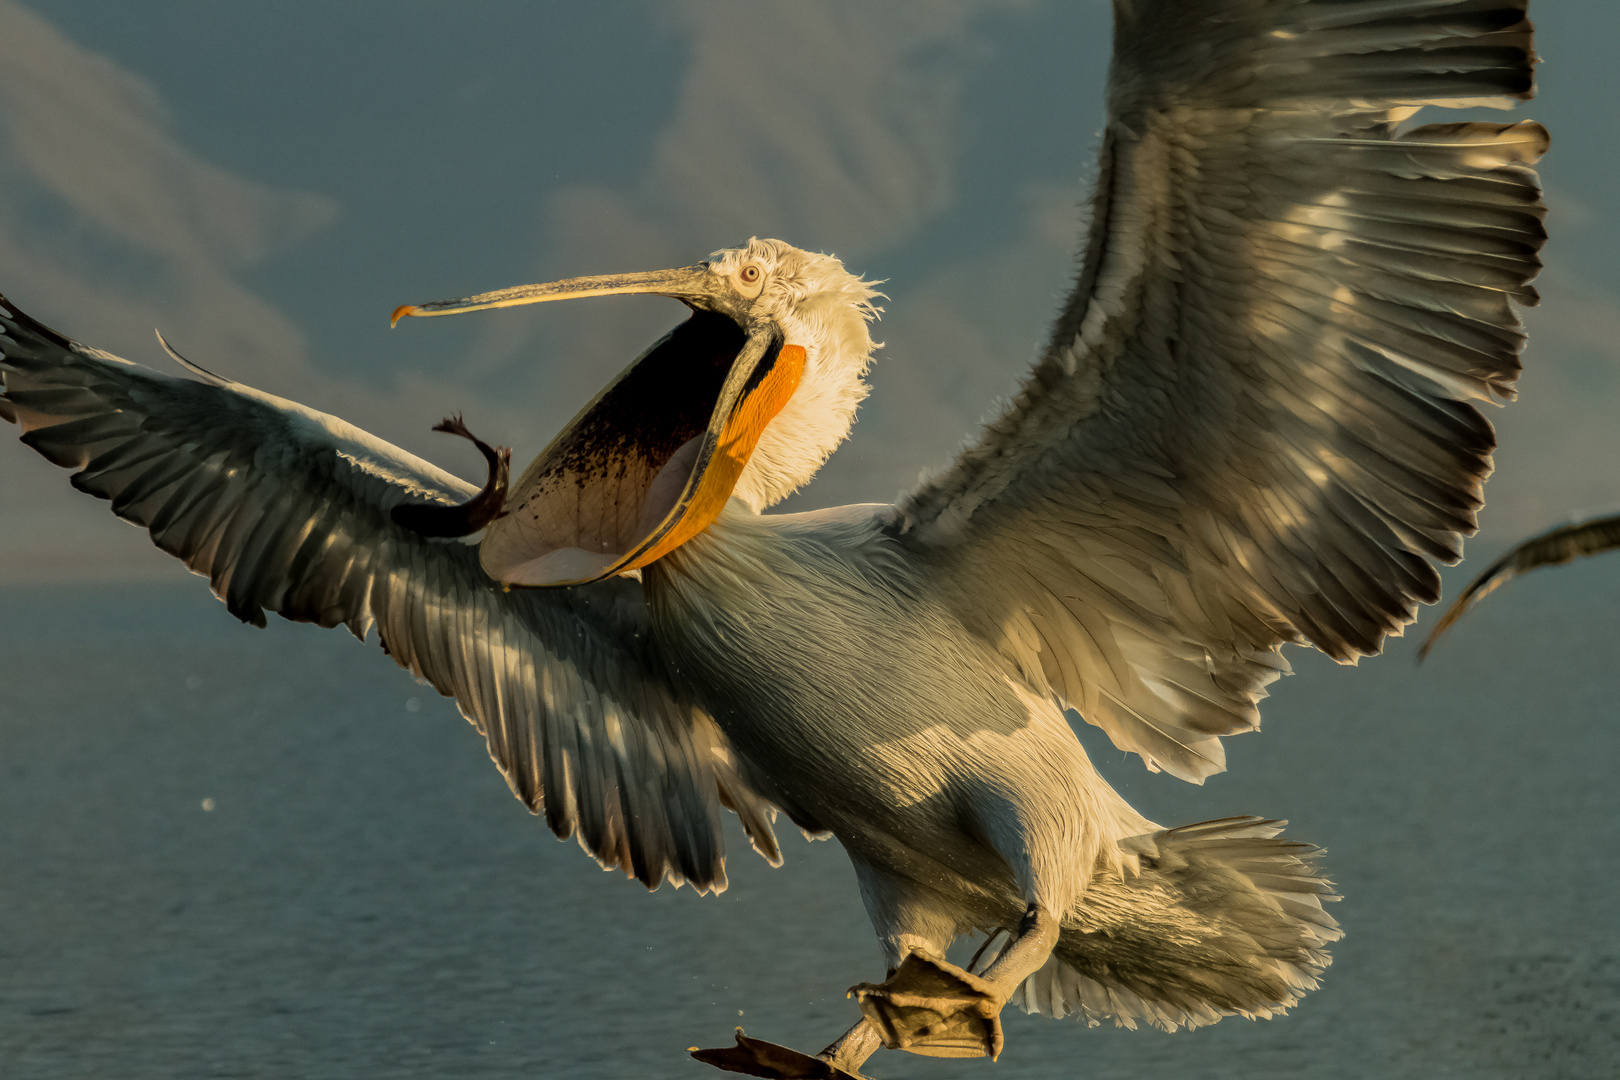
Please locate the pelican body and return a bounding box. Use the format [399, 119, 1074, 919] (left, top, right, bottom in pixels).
[1, 2, 1545, 1074]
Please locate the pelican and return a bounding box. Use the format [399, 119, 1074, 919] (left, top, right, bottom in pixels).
[0, 1, 1545, 1075]
[1420, 512, 1620, 658]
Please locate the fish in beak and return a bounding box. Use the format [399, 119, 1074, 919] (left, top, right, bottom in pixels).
[390, 414, 511, 538]
[393, 267, 804, 586]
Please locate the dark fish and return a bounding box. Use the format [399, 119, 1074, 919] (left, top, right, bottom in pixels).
[390, 415, 510, 538]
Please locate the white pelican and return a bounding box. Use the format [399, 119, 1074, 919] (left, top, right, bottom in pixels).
[1420, 512, 1620, 658]
[0, 1, 1546, 1075]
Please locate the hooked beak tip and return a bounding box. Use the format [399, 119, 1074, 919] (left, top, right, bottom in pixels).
[390, 304, 419, 328]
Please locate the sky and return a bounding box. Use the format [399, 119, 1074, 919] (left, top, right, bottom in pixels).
[1, 0, 1617, 585]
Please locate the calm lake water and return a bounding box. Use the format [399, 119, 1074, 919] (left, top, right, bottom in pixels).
[2, 564, 1617, 1079]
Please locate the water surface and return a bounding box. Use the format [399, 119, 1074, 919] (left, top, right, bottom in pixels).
[2, 567, 1617, 1079]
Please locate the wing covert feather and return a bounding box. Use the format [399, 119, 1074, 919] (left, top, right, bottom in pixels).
[896, 0, 1546, 781]
[0, 297, 780, 889]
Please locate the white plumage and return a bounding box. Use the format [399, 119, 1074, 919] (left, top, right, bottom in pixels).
[0, 1, 1545, 1075]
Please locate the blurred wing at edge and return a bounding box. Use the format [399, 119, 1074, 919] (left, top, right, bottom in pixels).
[1420, 513, 1620, 659]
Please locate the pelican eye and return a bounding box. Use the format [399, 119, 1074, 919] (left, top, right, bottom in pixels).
[738, 265, 761, 284]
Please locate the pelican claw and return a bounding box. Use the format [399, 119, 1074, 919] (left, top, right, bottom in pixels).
[850, 950, 1005, 1059]
[691, 1028, 870, 1080]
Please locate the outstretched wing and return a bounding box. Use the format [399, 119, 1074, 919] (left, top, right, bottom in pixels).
[0, 296, 780, 890]
[1420, 513, 1620, 658]
[895, 0, 1546, 781]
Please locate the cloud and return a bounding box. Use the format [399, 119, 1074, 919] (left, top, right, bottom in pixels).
[652, 0, 1025, 257]
[806, 182, 1083, 507]
[0, 1, 489, 581]
[0, 1, 335, 365]
[457, 0, 1036, 401]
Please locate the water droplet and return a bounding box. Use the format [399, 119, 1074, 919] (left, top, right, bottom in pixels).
[405, 698, 421, 713]
[201, 797, 216, 812]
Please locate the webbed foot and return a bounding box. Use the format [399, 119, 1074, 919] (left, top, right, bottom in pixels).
[691, 1028, 870, 1080]
[849, 950, 1005, 1059]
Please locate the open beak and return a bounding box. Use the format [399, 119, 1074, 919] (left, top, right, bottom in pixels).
[392, 268, 804, 587]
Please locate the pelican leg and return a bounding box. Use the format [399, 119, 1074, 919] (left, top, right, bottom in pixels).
[816, 1017, 882, 1074]
[850, 902, 1059, 1060]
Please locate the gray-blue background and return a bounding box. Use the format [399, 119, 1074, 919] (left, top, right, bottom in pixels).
[2, 3, 1617, 1078]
